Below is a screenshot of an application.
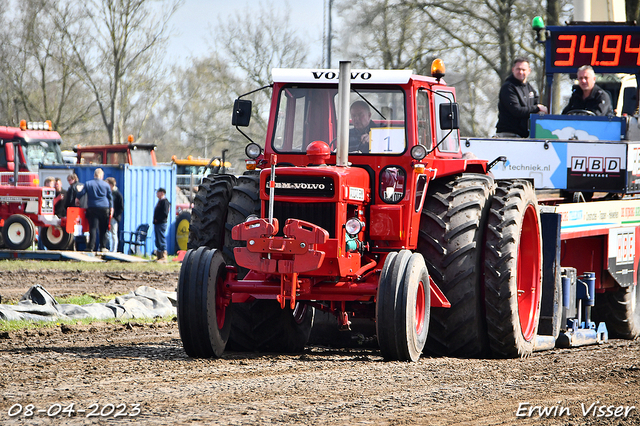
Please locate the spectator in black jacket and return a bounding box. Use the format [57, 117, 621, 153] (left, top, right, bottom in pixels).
[496, 58, 548, 138]
[153, 188, 170, 262]
[53, 178, 66, 218]
[65, 173, 84, 210]
[562, 65, 613, 116]
[106, 177, 123, 252]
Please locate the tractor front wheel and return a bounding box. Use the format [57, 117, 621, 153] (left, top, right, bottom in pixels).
[3, 215, 35, 250]
[376, 250, 430, 362]
[41, 225, 74, 250]
[484, 180, 543, 357]
[177, 247, 230, 358]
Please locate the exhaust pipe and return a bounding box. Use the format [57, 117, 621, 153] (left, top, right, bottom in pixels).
[336, 61, 351, 167]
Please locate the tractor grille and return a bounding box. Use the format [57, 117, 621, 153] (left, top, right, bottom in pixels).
[267, 201, 336, 238]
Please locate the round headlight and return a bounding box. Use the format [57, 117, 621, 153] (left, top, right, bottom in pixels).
[245, 143, 262, 159]
[345, 218, 364, 236]
[411, 145, 428, 160]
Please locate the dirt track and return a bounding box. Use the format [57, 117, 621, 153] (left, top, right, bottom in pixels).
[0, 269, 639, 425]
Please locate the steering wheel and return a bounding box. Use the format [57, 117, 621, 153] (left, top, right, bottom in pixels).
[565, 109, 596, 116]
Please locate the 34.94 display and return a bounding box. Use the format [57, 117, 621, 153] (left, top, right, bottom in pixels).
[547, 25, 640, 73]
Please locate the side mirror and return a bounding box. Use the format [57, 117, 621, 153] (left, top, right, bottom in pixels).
[439, 103, 459, 130]
[232, 99, 252, 127]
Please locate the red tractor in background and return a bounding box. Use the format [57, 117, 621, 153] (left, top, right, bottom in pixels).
[0, 120, 73, 250]
[178, 62, 550, 361]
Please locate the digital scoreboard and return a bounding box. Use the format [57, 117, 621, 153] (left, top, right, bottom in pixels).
[546, 25, 640, 74]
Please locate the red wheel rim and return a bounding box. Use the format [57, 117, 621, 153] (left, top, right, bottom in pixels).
[415, 280, 426, 334]
[517, 204, 542, 341]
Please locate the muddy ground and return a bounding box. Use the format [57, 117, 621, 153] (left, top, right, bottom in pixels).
[0, 269, 639, 425]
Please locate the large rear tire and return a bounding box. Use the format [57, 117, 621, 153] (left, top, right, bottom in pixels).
[595, 284, 640, 339]
[376, 250, 430, 362]
[177, 247, 230, 358]
[225, 300, 314, 353]
[223, 174, 261, 270]
[484, 179, 543, 358]
[418, 174, 494, 357]
[41, 226, 74, 250]
[3, 215, 35, 250]
[187, 175, 236, 250]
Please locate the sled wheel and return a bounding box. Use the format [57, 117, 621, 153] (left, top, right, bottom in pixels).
[175, 210, 191, 252]
[484, 180, 542, 357]
[418, 174, 494, 357]
[225, 300, 314, 353]
[376, 250, 430, 362]
[41, 226, 74, 250]
[3, 215, 35, 250]
[187, 175, 236, 250]
[595, 283, 640, 339]
[177, 247, 230, 358]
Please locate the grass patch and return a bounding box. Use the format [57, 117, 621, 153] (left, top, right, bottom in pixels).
[0, 315, 176, 333]
[0, 258, 182, 272]
[55, 294, 114, 305]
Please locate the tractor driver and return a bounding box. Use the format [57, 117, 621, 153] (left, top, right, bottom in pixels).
[562, 65, 613, 116]
[349, 101, 373, 153]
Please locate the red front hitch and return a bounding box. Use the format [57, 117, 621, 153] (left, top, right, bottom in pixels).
[232, 217, 329, 309]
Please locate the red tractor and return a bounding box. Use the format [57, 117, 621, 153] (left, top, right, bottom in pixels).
[177, 61, 551, 361]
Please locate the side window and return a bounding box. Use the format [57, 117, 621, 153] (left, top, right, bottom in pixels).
[434, 91, 460, 153]
[417, 90, 431, 147]
[0, 144, 6, 168]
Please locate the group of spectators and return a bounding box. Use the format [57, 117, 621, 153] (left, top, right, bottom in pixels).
[496, 58, 613, 138]
[43, 168, 170, 261]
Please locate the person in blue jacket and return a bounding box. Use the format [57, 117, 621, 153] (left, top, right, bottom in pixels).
[76, 168, 113, 252]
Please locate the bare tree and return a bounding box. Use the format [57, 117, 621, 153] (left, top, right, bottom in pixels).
[335, 0, 438, 74]
[59, 0, 182, 144]
[169, 54, 244, 164]
[212, 1, 310, 136]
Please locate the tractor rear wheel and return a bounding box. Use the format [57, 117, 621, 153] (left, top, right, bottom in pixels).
[3, 215, 35, 250]
[484, 179, 543, 358]
[376, 250, 430, 362]
[223, 174, 261, 270]
[41, 225, 74, 250]
[187, 175, 236, 250]
[418, 174, 494, 357]
[177, 247, 230, 358]
[595, 284, 640, 339]
[225, 300, 314, 353]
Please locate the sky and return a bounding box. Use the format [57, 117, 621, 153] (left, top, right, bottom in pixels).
[167, 0, 327, 66]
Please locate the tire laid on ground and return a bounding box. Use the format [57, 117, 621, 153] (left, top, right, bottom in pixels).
[418, 174, 494, 357]
[484, 179, 543, 358]
[376, 250, 430, 362]
[594, 283, 640, 339]
[187, 175, 236, 250]
[2, 215, 35, 250]
[175, 210, 192, 252]
[177, 247, 230, 358]
[41, 226, 74, 250]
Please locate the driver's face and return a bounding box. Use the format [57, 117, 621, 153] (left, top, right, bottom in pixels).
[350, 105, 371, 131]
[577, 69, 596, 92]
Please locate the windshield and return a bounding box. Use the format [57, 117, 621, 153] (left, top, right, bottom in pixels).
[272, 86, 406, 154]
[22, 140, 64, 170]
[130, 150, 154, 166]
